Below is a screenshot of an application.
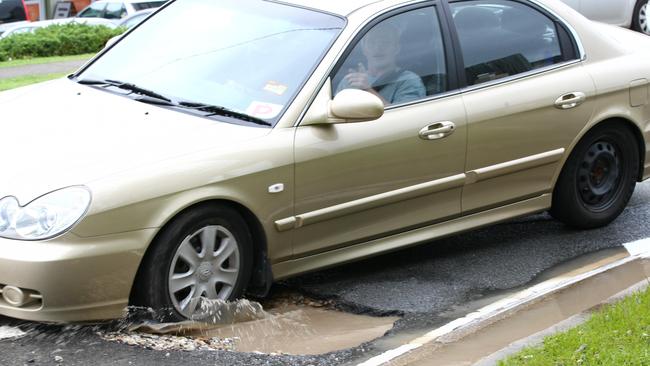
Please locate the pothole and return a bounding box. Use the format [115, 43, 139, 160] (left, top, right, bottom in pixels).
[100, 291, 399, 355]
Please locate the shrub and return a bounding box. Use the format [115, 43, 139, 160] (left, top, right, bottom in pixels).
[0, 23, 125, 61]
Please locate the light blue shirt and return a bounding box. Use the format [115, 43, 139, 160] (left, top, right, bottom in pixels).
[337, 68, 426, 105]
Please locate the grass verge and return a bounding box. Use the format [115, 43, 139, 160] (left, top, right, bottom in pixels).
[499, 285, 650, 365]
[0, 53, 94, 69]
[0, 73, 66, 91]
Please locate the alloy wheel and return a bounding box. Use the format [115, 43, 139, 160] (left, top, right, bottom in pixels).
[168, 225, 240, 318]
[640, 2, 649, 35]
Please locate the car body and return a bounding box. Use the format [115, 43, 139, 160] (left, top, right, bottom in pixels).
[0, 17, 116, 40]
[0, 0, 29, 36]
[1, 0, 649, 322]
[561, 0, 649, 34]
[75, 0, 166, 23]
[116, 8, 154, 28]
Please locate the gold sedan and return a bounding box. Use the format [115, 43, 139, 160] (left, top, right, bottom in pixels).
[1, 0, 649, 322]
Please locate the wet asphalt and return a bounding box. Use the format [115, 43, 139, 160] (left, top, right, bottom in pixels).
[1, 181, 649, 366]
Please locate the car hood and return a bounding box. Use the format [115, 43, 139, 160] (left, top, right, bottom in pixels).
[0, 78, 272, 204]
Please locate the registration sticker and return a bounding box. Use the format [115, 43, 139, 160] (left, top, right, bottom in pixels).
[246, 102, 283, 119]
[263, 81, 288, 96]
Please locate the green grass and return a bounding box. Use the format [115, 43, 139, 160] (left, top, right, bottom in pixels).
[0, 53, 94, 69]
[0, 73, 66, 91]
[499, 286, 650, 365]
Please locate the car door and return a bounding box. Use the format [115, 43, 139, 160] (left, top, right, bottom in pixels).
[289, 4, 468, 257]
[445, 0, 596, 213]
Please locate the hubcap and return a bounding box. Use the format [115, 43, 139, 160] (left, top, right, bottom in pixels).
[577, 141, 621, 211]
[640, 2, 649, 35]
[168, 225, 240, 319]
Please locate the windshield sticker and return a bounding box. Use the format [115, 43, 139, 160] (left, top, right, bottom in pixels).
[263, 81, 288, 96]
[246, 102, 284, 119]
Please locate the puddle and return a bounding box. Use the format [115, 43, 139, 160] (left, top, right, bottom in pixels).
[437, 247, 631, 321]
[389, 257, 650, 366]
[193, 305, 398, 355]
[103, 294, 398, 355]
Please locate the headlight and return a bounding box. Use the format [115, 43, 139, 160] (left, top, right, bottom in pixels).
[0, 186, 91, 241]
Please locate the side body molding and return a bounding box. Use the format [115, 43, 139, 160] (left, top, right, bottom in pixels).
[275, 148, 565, 232]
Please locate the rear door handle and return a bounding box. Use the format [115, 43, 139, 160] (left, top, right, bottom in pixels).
[555, 92, 586, 109]
[419, 121, 456, 140]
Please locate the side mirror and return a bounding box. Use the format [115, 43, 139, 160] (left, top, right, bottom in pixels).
[329, 89, 384, 122]
[301, 79, 384, 126]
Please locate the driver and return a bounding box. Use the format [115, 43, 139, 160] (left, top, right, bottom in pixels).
[336, 22, 425, 106]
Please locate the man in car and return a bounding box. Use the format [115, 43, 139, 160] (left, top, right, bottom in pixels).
[336, 22, 425, 105]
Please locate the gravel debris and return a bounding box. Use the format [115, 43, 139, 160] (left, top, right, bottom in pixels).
[100, 331, 236, 352]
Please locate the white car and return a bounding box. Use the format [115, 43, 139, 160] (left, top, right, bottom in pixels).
[76, 0, 167, 23]
[116, 8, 155, 29]
[0, 18, 116, 40]
[562, 0, 648, 35]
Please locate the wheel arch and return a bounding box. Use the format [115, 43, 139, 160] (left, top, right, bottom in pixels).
[556, 116, 646, 186]
[128, 198, 273, 306]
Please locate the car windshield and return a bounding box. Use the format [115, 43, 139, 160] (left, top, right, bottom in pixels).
[76, 0, 345, 127]
[77, 2, 106, 17]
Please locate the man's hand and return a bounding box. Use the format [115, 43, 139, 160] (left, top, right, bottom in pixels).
[344, 63, 371, 90]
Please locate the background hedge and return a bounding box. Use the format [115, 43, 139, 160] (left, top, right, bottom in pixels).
[0, 23, 124, 62]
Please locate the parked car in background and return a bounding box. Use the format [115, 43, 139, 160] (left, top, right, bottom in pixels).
[562, 0, 649, 35]
[0, 0, 29, 36]
[76, 0, 166, 23]
[1, 0, 650, 323]
[117, 8, 154, 29]
[0, 17, 116, 40]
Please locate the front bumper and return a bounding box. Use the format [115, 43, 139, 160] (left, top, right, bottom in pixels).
[0, 229, 156, 322]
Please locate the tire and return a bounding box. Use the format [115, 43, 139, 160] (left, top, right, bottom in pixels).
[550, 124, 638, 229]
[632, 0, 649, 35]
[132, 205, 253, 322]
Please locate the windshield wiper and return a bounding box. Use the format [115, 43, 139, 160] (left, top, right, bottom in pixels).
[77, 78, 173, 105]
[76, 79, 271, 126]
[177, 101, 271, 126]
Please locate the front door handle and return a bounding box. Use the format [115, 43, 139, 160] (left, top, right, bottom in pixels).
[419, 121, 456, 140]
[555, 92, 586, 109]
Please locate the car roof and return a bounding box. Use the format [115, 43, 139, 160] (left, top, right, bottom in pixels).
[272, 0, 396, 16]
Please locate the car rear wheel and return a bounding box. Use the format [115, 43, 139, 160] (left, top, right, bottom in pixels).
[550, 124, 638, 229]
[132, 205, 253, 321]
[633, 0, 649, 35]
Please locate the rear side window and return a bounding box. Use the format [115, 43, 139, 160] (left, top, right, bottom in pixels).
[132, 1, 167, 11]
[0, 0, 27, 24]
[449, 0, 572, 86]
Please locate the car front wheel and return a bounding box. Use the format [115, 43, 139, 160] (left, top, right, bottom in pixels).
[633, 0, 649, 35]
[133, 205, 253, 321]
[550, 124, 639, 229]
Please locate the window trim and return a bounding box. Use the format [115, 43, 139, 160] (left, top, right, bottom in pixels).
[443, 0, 586, 89]
[328, 1, 460, 109]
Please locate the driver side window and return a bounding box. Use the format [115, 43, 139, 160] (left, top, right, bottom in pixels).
[332, 6, 447, 107]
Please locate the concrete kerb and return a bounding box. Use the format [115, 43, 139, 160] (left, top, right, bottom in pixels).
[473, 278, 650, 366]
[356, 238, 650, 366]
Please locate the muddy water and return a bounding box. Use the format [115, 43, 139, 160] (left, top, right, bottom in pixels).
[131, 297, 398, 355]
[196, 305, 398, 355]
